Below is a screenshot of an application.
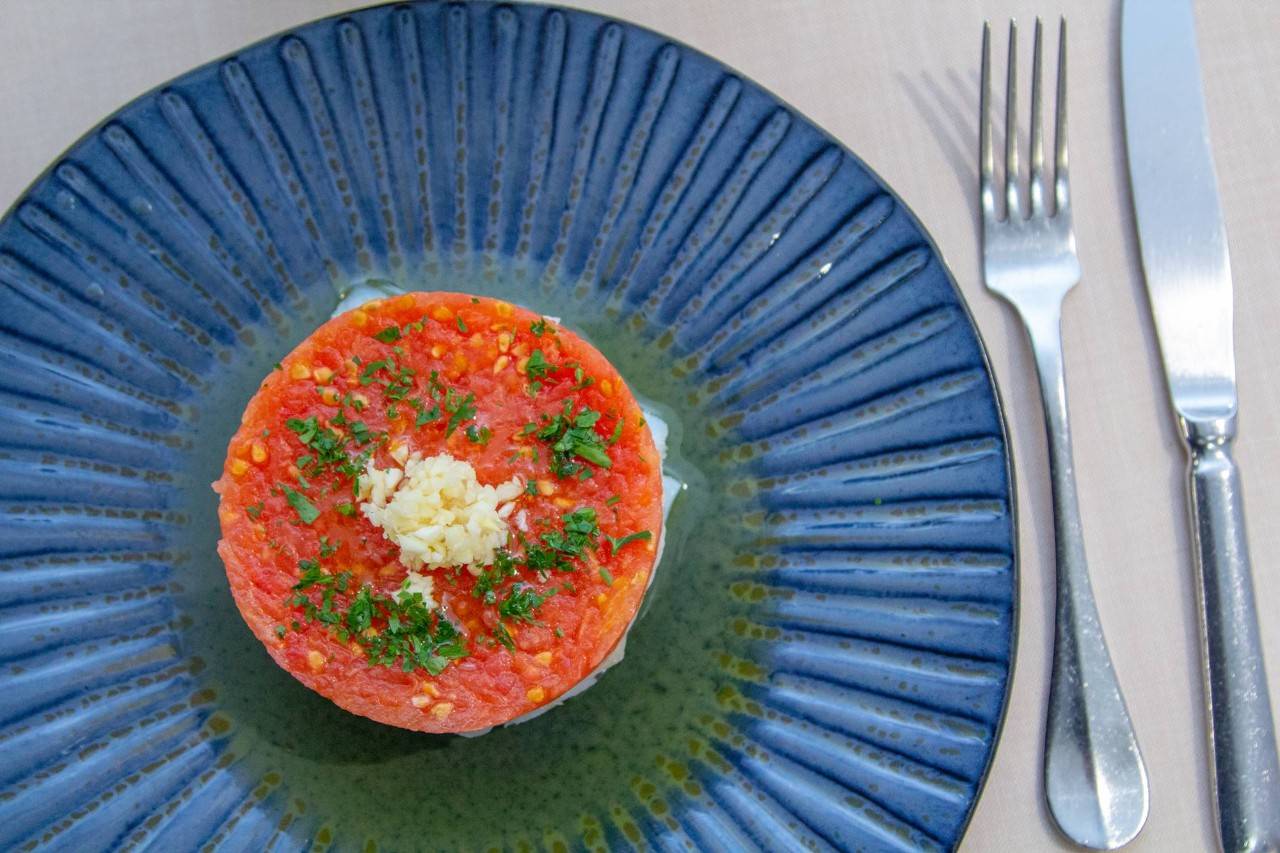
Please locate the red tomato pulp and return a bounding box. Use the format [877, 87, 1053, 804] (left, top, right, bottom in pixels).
[215, 292, 663, 733]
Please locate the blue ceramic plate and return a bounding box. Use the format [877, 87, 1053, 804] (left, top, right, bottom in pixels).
[0, 3, 1015, 850]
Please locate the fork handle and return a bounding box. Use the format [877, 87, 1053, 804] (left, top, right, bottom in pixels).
[1025, 310, 1149, 849]
[1182, 414, 1280, 853]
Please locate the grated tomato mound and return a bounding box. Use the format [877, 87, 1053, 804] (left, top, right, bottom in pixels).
[214, 292, 663, 733]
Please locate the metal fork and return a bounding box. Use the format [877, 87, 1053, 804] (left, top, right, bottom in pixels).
[980, 19, 1149, 850]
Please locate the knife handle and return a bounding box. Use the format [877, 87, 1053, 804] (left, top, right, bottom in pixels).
[1184, 414, 1280, 853]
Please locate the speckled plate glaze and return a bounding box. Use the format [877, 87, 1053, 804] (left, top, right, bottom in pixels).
[0, 3, 1016, 850]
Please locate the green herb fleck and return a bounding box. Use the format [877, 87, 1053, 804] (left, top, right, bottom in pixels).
[359, 359, 391, 385]
[444, 389, 477, 437]
[606, 530, 652, 553]
[410, 397, 441, 427]
[282, 486, 320, 524]
[571, 364, 594, 391]
[337, 502, 356, 517]
[535, 401, 613, 478]
[498, 583, 555, 623]
[245, 501, 265, 520]
[374, 325, 402, 343]
[288, 576, 469, 675]
[525, 348, 554, 381]
[526, 507, 600, 573]
[599, 567, 614, 586]
[456, 315, 468, 333]
[465, 424, 493, 446]
[473, 550, 519, 605]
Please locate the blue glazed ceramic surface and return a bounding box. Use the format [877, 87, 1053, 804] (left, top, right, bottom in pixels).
[0, 2, 1015, 850]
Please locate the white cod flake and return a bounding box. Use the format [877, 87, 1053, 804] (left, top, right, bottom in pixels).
[358, 451, 522, 571]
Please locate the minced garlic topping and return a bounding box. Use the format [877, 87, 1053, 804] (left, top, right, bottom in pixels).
[358, 446, 522, 571]
[398, 571, 438, 609]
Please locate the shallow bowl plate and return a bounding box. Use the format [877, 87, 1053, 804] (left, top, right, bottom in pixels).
[0, 3, 1015, 850]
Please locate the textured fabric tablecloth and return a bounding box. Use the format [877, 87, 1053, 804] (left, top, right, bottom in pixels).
[2, 2, 1277, 850]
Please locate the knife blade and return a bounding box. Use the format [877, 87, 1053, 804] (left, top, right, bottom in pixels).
[1121, 2, 1280, 850]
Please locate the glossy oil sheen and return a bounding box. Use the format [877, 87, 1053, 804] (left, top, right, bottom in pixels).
[0, 3, 1015, 851]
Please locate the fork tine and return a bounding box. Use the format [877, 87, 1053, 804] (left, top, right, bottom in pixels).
[1054, 17, 1069, 213]
[1029, 18, 1045, 216]
[1004, 20, 1021, 220]
[979, 22, 995, 222]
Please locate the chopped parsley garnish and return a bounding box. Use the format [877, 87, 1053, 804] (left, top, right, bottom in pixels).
[608, 421, 623, 445]
[318, 536, 338, 558]
[599, 567, 614, 586]
[606, 530, 652, 553]
[427, 370, 445, 399]
[409, 397, 441, 427]
[561, 507, 600, 542]
[530, 318, 549, 336]
[287, 563, 348, 630]
[274, 625, 287, 638]
[473, 550, 518, 605]
[525, 348, 554, 381]
[443, 388, 477, 437]
[245, 501, 264, 520]
[498, 583, 555, 623]
[465, 424, 493, 446]
[359, 359, 391, 385]
[524, 480, 539, 496]
[287, 565, 467, 674]
[285, 416, 350, 475]
[523, 507, 601, 573]
[345, 584, 376, 634]
[349, 420, 374, 445]
[373, 325, 402, 343]
[337, 502, 356, 517]
[570, 364, 594, 391]
[384, 361, 417, 402]
[349, 585, 467, 674]
[286, 416, 320, 445]
[456, 315, 468, 333]
[535, 401, 613, 477]
[605, 495, 621, 507]
[282, 486, 320, 524]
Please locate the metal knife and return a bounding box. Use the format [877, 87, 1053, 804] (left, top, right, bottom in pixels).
[1121, 1, 1280, 850]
